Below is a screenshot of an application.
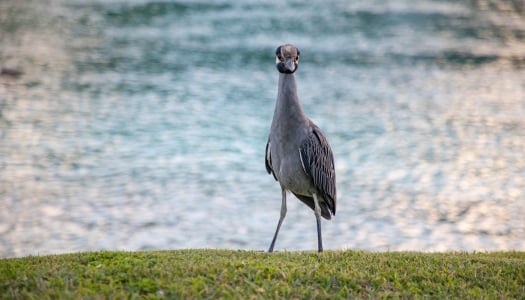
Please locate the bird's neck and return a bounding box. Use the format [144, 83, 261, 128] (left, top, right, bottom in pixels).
[273, 73, 308, 128]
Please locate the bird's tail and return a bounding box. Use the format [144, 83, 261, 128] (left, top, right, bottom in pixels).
[292, 193, 333, 220]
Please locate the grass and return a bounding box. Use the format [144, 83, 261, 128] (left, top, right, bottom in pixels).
[1, 249, 524, 299]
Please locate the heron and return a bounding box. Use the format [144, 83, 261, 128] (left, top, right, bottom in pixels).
[265, 44, 336, 253]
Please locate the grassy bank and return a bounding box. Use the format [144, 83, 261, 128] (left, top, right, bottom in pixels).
[1, 249, 524, 298]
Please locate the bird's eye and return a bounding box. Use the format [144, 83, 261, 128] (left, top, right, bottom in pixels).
[277, 54, 284, 61]
[275, 46, 282, 57]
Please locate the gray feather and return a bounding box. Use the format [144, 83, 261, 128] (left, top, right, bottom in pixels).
[299, 122, 336, 216]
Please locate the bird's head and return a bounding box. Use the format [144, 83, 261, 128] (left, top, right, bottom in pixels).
[275, 44, 300, 74]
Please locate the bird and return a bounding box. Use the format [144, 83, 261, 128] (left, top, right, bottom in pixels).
[265, 44, 336, 253]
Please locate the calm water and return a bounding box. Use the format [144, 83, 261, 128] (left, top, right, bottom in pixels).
[1, 0, 524, 258]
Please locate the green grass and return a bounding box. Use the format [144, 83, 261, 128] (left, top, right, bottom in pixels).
[1, 250, 524, 299]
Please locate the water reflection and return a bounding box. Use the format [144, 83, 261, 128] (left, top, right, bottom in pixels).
[1, 0, 524, 257]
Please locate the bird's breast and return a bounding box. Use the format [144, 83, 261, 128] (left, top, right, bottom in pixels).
[272, 145, 313, 196]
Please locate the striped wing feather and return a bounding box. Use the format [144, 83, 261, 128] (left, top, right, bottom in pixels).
[299, 124, 336, 217]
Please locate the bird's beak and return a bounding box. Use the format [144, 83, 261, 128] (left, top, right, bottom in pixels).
[284, 58, 296, 73]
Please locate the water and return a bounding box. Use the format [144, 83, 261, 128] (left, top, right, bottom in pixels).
[1, 0, 524, 258]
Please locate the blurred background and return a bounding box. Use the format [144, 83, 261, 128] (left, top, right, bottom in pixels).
[1, 0, 524, 258]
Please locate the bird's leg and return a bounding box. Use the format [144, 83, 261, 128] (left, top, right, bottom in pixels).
[268, 188, 287, 252]
[313, 193, 323, 252]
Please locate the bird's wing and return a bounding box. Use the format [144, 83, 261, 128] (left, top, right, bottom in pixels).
[299, 123, 336, 215]
[265, 138, 277, 181]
